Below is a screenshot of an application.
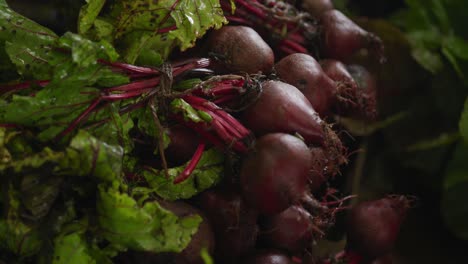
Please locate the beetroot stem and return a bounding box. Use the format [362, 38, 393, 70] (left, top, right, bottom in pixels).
[173, 142, 206, 184]
[235, 0, 267, 19]
[157, 25, 178, 34]
[212, 94, 237, 105]
[281, 39, 308, 53]
[104, 77, 160, 92]
[101, 88, 153, 101]
[98, 59, 160, 75]
[0, 80, 50, 95]
[183, 95, 251, 138]
[55, 98, 102, 140]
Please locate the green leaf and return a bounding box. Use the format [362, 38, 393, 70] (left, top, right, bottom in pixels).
[52, 231, 96, 264]
[57, 32, 119, 67]
[395, 0, 468, 82]
[0, 146, 64, 173]
[0, 1, 58, 79]
[201, 247, 214, 264]
[78, 0, 107, 35]
[0, 130, 124, 182]
[441, 141, 468, 240]
[0, 127, 12, 164]
[0, 32, 127, 141]
[89, 105, 134, 151]
[143, 148, 223, 200]
[20, 174, 63, 219]
[96, 183, 202, 252]
[429, 0, 451, 33]
[64, 130, 124, 182]
[459, 97, 468, 142]
[103, 0, 227, 63]
[168, 0, 227, 50]
[170, 98, 212, 123]
[0, 184, 43, 257]
[92, 18, 114, 41]
[406, 30, 444, 74]
[442, 35, 468, 81]
[405, 132, 460, 152]
[443, 35, 468, 60]
[337, 112, 408, 136]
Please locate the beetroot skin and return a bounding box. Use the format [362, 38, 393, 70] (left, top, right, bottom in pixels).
[275, 53, 337, 117]
[241, 80, 326, 146]
[346, 196, 411, 259]
[320, 10, 384, 62]
[207, 25, 274, 74]
[301, 0, 334, 18]
[240, 133, 312, 215]
[197, 189, 258, 261]
[260, 205, 315, 253]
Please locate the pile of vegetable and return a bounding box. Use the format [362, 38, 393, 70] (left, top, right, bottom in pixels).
[0, 0, 418, 263]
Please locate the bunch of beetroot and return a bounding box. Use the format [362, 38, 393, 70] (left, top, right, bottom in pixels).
[2, 2, 411, 264]
[162, 2, 407, 263]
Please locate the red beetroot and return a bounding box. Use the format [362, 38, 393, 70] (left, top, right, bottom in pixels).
[197, 189, 258, 261]
[320, 10, 384, 62]
[207, 26, 274, 74]
[320, 59, 377, 120]
[274, 53, 337, 117]
[260, 206, 317, 253]
[164, 124, 200, 166]
[240, 133, 311, 215]
[346, 64, 378, 119]
[241, 80, 346, 178]
[301, 0, 334, 17]
[241, 80, 326, 146]
[308, 147, 343, 192]
[220, 0, 317, 57]
[346, 196, 411, 260]
[320, 59, 356, 87]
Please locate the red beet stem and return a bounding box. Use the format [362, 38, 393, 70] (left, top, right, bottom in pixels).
[55, 98, 103, 140]
[235, 0, 267, 20]
[157, 25, 178, 34]
[101, 88, 153, 101]
[1, 80, 50, 94]
[280, 39, 309, 54]
[98, 59, 160, 75]
[104, 77, 160, 92]
[173, 141, 206, 184]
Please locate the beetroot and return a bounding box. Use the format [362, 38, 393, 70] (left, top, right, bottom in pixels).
[346, 196, 411, 260]
[274, 53, 337, 117]
[320, 10, 384, 62]
[320, 59, 377, 120]
[320, 59, 356, 87]
[260, 205, 317, 253]
[346, 64, 378, 119]
[207, 25, 274, 74]
[240, 133, 312, 215]
[241, 80, 326, 146]
[308, 146, 343, 192]
[245, 249, 293, 264]
[301, 0, 334, 17]
[197, 189, 258, 261]
[240, 80, 346, 180]
[164, 124, 200, 166]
